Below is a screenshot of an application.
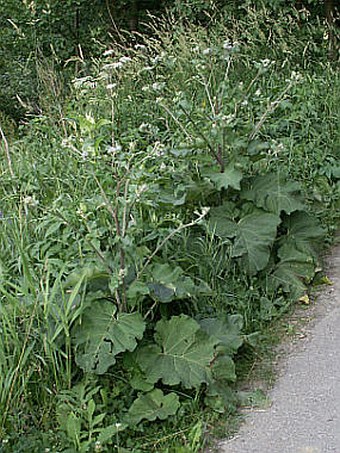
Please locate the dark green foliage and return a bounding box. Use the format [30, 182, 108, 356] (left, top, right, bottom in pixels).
[127, 389, 180, 424]
[0, 2, 339, 451]
[73, 303, 146, 374]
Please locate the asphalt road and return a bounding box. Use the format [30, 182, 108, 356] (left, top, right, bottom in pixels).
[219, 243, 340, 453]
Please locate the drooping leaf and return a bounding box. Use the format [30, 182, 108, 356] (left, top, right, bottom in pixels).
[232, 211, 281, 274]
[150, 263, 183, 282]
[199, 315, 244, 356]
[127, 389, 180, 425]
[207, 202, 239, 239]
[73, 301, 145, 374]
[207, 164, 243, 191]
[148, 283, 175, 302]
[268, 210, 325, 298]
[64, 265, 110, 289]
[279, 211, 325, 257]
[211, 355, 236, 382]
[241, 173, 305, 215]
[278, 243, 315, 265]
[269, 263, 310, 299]
[135, 315, 218, 389]
[269, 242, 317, 299]
[158, 188, 187, 206]
[204, 382, 238, 414]
[123, 353, 155, 392]
[147, 263, 205, 303]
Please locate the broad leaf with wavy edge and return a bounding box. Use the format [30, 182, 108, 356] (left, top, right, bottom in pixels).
[279, 211, 325, 256]
[135, 315, 218, 389]
[73, 300, 145, 374]
[241, 173, 305, 215]
[269, 211, 325, 298]
[232, 211, 281, 274]
[199, 315, 244, 356]
[207, 164, 243, 191]
[127, 389, 180, 425]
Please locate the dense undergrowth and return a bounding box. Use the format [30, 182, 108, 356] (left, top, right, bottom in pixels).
[0, 5, 339, 452]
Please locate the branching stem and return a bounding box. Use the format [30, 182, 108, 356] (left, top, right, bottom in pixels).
[137, 209, 209, 281]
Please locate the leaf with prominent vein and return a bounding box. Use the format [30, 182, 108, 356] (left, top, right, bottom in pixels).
[127, 389, 180, 424]
[136, 315, 218, 389]
[280, 211, 325, 257]
[232, 212, 281, 274]
[199, 315, 244, 356]
[208, 203, 239, 239]
[270, 242, 317, 299]
[73, 300, 145, 374]
[207, 164, 243, 191]
[241, 173, 305, 215]
[146, 263, 207, 303]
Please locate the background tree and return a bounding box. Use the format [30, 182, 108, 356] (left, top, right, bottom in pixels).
[0, 0, 337, 125]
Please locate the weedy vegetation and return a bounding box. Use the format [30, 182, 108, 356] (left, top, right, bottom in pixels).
[0, 2, 339, 452]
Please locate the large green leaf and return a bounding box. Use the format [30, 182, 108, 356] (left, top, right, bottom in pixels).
[206, 164, 243, 191]
[279, 211, 325, 257]
[268, 211, 325, 298]
[204, 381, 238, 414]
[232, 211, 281, 274]
[73, 301, 145, 374]
[135, 315, 218, 389]
[269, 242, 317, 299]
[199, 315, 244, 356]
[147, 263, 207, 303]
[208, 204, 280, 273]
[269, 262, 314, 299]
[207, 202, 239, 239]
[127, 389, 180, 425]
[241, 173, 305, 215]
[211, 355, 236, 382]
[198, 316, 243, 412]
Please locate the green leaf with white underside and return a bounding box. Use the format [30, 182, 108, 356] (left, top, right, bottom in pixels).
[127, 389, 180, 425]
[135, 315, 218, 389]
[241, 173, 305, 215]
[73, 300, 145, 374]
